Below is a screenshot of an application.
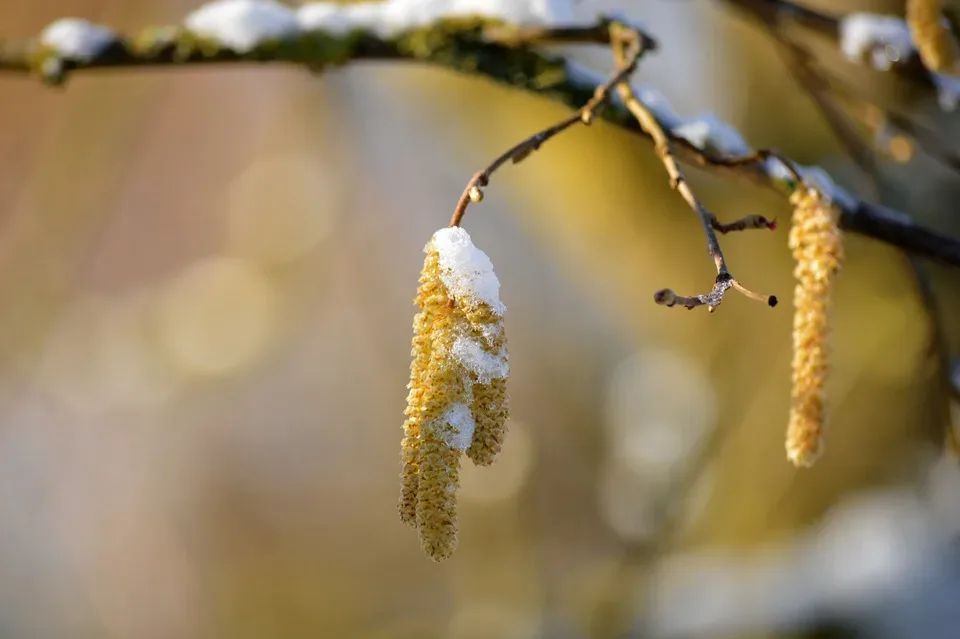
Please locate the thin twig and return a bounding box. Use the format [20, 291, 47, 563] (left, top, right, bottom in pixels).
[710, 213, 778, 234]
[448, 23, 652, 227]
[609, 24, 777, 312]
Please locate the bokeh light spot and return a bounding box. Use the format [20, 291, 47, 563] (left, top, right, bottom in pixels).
[157, 255, 278, 376]
[226, 152, 340, 264]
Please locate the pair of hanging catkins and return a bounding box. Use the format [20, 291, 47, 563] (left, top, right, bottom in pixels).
[399, 227, 510, 561]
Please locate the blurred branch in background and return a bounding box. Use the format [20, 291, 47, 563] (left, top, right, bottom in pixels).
[4, 1, 960, 267]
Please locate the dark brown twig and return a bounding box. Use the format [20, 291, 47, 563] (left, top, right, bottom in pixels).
[710, 213, 778, 234]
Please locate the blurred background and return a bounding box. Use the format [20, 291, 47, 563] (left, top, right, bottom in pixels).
[2, 0, 960, 637]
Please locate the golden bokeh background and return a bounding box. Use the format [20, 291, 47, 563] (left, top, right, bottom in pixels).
[1, 1, 960, 638]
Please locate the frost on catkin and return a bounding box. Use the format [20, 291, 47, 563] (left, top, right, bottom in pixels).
[787, 189, 843, 468]
[462, 302, 509, 466]
[399, 227, 508, 561]
[468, 377, 508, 465]
[907, 0, 959, 74]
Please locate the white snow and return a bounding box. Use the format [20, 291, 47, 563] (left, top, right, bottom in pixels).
[797, 166, 856, 210]
[634, 85, 668, 107]
[430, 227, 505, 315]
[765, 159, 856, 210]
[434, 403, 476, 450]
[451, 335, 508, 382]
[40, 18, 116, 62]
[340, 3, 391, 34]
[295, 3, 352, 34]
[765, 157, 793, 184]
[840, 13, 914, 71]
[184, 0, 299, 53]
[294, 0, 577, 38]
[565, 63, 684, 128]
[187, 0, 580, 49]
[839, 12, 960, 111]
[672, 113, 751, 156]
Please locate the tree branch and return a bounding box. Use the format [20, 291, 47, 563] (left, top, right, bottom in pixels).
[719, 0, 937, 87]
[447, 24, 653, 228]
[2, 10, 960, 267]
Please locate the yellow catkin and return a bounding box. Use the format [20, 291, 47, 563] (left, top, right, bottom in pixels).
[468, 378, 509, 466]
[415, 428, 462, 561]
[398, 227, 510, 561]
[398, 250, 447, 527]
[414, 309, 470, 561]
[907, 0, 959, 74]
[461, 301, 509, 466]
[786, 190, 843, 468]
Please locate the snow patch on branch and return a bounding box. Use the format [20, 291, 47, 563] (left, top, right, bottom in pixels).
[567, 61, 755, 155]
[565, 62, 684, 128]
[303, 0, 582, 43]
[190, 0, 580, 48]
[40, 18, 117, 62]
[431, 227, 505, 315]
[840, 12, 960, 111]
[295, 3, 353, 34]
[840, 13, 914, 71]
[185, 0, 299, 53]
[672, 113, 751, 156]
[766, 158, 857, 210]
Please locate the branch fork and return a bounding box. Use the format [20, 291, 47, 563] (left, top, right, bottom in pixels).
[446, 19, 783, 313]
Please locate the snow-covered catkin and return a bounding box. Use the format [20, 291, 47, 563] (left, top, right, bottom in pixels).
[462, 303, 509, 466]
[907, 0, 959, 74]
[399, 227, 509, 561]
[413, 271, 470, 561]
[786, 189, 843, 468]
